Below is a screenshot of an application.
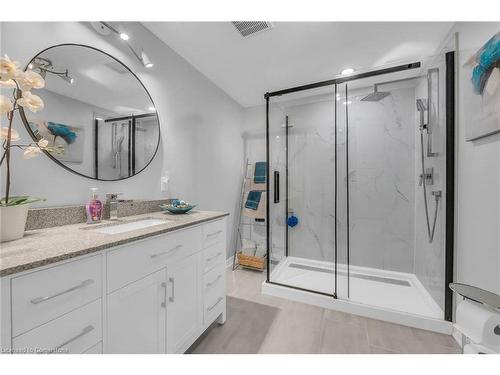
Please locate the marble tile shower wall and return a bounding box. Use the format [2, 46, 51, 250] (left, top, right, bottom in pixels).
[345, 88, 416, 272]
[286, 100, 335, 262]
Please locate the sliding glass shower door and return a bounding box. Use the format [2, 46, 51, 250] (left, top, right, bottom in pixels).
[268, 86, 337, 296]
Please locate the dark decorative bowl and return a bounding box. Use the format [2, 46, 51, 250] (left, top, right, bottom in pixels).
[159, 203, 196, 214]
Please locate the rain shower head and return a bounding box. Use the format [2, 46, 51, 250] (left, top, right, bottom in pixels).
[361, 75, 427, 102]
[361, 85, 391, 102]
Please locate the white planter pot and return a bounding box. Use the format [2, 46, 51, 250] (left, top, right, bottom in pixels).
[0, 204, 29, 242]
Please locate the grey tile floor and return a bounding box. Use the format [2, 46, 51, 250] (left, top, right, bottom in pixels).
[191, 268, 461, 354]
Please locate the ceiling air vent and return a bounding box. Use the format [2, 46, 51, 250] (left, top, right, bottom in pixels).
[231, 21, 273, 37]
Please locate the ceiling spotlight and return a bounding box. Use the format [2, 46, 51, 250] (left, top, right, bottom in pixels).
[343, 101, 352, 105]
[341, 68, 355, 76]
[95, 117, 104, 121]
[92, 22, 153, 70]
[141, 50, 154, 68]
[60, 70, 74, 84]
[148, 106, 156, 111]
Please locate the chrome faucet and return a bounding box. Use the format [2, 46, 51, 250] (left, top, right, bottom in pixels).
[106, 193, 123, 220]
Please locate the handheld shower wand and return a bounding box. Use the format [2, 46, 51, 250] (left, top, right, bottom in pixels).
[417, 98, 440, 243]
[416, 99, 428, 132]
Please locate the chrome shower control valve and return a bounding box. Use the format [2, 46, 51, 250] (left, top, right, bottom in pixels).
[418, 167, 434, 186]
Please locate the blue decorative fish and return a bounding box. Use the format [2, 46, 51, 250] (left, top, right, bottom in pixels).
[47, 122, 77, 144]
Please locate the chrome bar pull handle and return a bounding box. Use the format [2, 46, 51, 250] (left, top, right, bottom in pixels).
[49, 325, 94, 353]
[206, 275, 222, 288]
[206, 230, 222, 238]
[161, 282, 167, 308]
[207, 297, 223, 312]
[206, 252, 222, 262]
[168, 277, 175, 302]
[150, 244, 182, 259]
[30, 279, 94, 304]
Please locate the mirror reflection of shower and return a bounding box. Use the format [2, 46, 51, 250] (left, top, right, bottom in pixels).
[94, 113, 158, 180]
[112, 122, 127, 178]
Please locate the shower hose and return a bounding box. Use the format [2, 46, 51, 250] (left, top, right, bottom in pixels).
[420, 131, 440, 243]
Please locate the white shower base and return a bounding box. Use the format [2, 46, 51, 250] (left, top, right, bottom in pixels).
[263, 256, 451, 334]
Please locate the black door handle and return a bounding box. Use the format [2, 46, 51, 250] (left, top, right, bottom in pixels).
[274, 171, 280, 203]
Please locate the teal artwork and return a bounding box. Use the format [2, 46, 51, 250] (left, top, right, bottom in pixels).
[27, 119, 84, 163]
[471, 32, 500, 95]
[47, 122, 77, 144]
[464, 31, 500, 141]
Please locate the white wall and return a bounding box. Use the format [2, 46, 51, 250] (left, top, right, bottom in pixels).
[453, 22, 500, 296]
[0, 22, 245, 254]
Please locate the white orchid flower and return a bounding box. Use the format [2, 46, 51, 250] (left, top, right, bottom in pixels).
[23, 146, 43, 159]
[17, 70, 45, 92]
[0, 127, 20, 141]
[37, 138, 49, 148]
[0, 55, 21, 82]
[0, 79, 17, 89]
[16, 91, 44, 112]
[0, 94, 14, 115]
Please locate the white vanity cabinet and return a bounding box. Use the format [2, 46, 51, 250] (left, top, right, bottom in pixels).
[165, 253, 203, 353]
[107, 269, 167, 354]
[0, 217, 227, 354]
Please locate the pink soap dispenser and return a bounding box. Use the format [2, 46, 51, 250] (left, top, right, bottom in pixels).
[86, 188, 103, 224]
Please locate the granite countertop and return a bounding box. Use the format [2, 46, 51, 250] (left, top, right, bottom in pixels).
[0, 210, 229, 277]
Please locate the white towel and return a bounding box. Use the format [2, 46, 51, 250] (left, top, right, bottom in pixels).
[254, 244, 267, 258]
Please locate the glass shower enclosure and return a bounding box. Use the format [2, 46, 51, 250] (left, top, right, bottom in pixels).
[266, 54, 455, 322]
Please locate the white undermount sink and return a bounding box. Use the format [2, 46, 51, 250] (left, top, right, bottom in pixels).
[90, 218, 170, 234]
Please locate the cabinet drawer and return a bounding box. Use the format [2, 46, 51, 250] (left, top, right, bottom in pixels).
[203, 242, 225, 273]
[12, 299, 102, 354]
[203, 265, 225, 303]
[11, 255, 102, 337]
[107, 226, 202, 292]
[202, 219, 226, 248]
[203, 276, 225, 326]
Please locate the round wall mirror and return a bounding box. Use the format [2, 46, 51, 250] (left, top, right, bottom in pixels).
[19, 44, 160, 181]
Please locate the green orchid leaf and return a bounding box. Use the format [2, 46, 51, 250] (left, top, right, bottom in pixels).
[0, 196, 46, 206]
[20, 197, 46, 205]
